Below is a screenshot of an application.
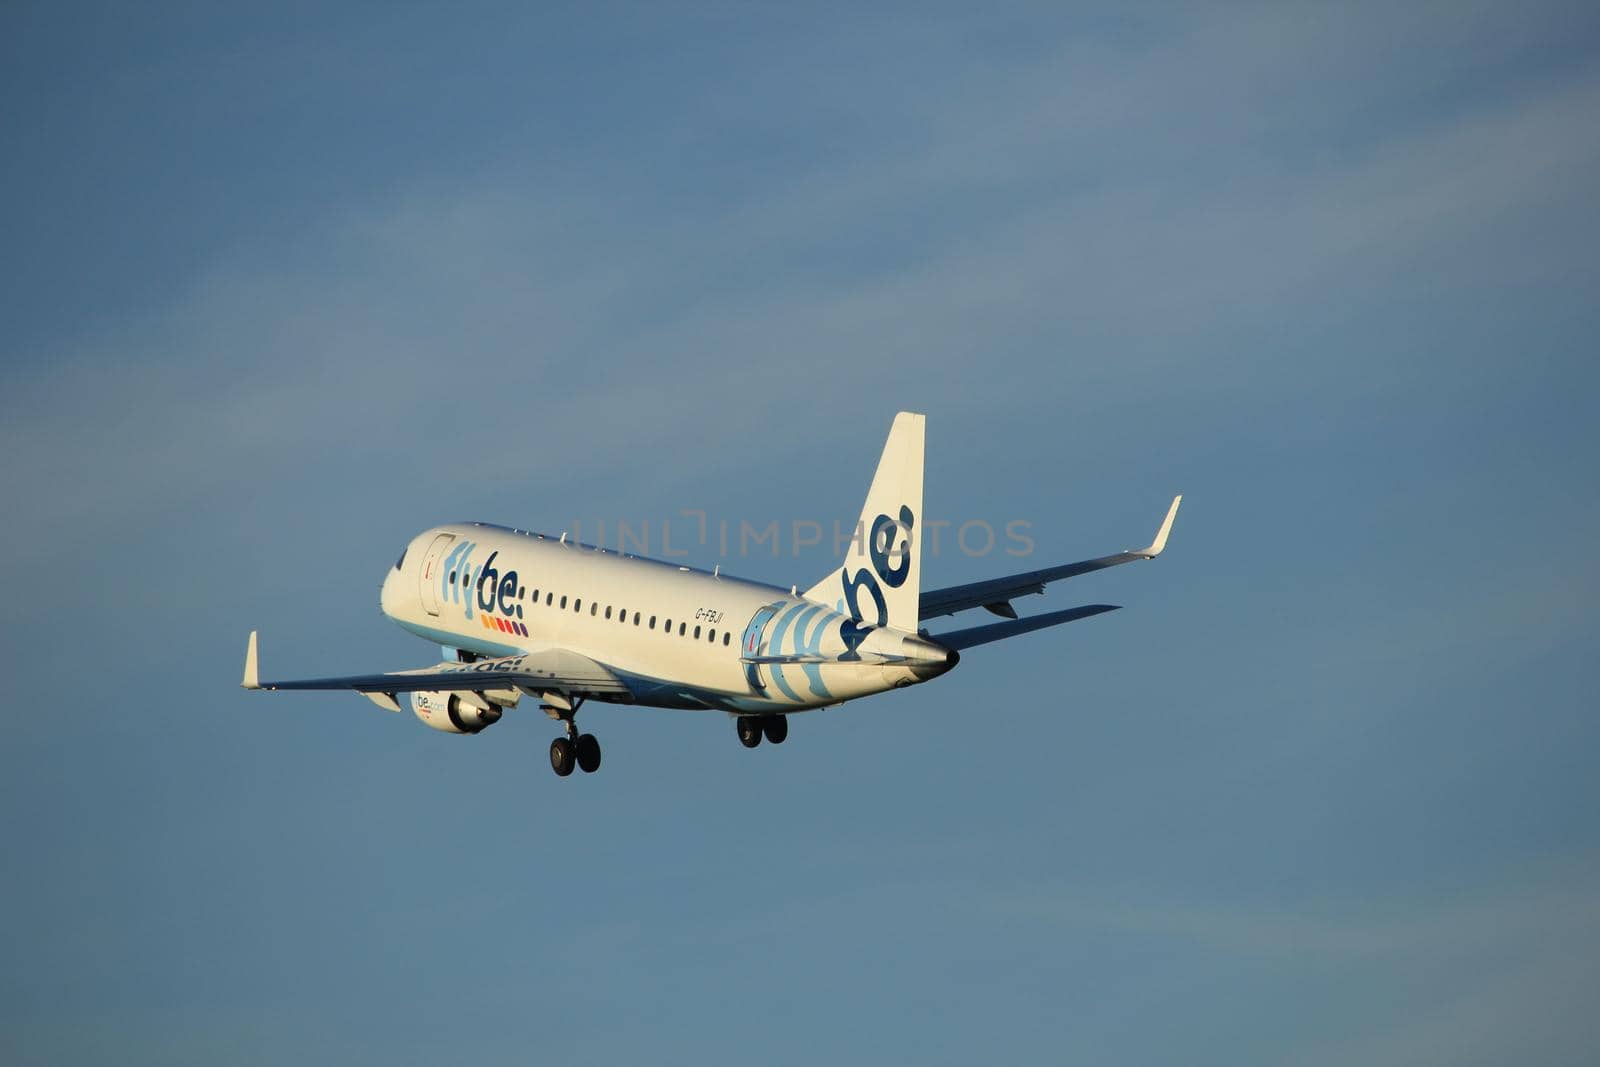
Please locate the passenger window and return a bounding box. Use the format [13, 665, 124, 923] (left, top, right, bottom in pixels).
[694, 625, 701, 640]
[531, 589, 539, 602]
[546, 592, 553, 606]
[679, 622, 686, 636]
[448, 572, 456, 584]
[590, 603, 598, 616]
[575, 599, 582, 613]
[605, 606, 612, 620]
[633, 612, 641, 625]
[708, 629, 715, 643]
[722, 632, 731, 646]
[664, 619, 671, 632]
[560, 595, 568, 609]
[650, 616, 657, 629]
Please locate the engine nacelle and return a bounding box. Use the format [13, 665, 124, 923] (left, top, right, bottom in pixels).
[411, 689, 503, 734]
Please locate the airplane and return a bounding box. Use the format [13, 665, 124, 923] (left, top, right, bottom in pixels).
[242, 412, 1180, 777]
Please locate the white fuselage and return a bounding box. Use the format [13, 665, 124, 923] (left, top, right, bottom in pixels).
[379, 523, 955, 714]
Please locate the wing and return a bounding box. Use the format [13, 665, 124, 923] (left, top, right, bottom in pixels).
[919, 495, 1180, 620]
[240, 631, 630, 707]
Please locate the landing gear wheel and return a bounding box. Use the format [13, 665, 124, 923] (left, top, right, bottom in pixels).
[549, 736, 576, 777]
[736, 716, 763, 748]
[575, 733, 602, 773]
[762, 715, 788, 745]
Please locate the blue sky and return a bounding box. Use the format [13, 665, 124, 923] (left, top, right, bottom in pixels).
[3, 2, 1598, 1064]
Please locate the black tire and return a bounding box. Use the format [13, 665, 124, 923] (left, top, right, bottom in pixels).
[736, 716, 763, 748]
[550, 737, 576, 777]
[575, 733, 602, 773]
[762, 715, 788, 745]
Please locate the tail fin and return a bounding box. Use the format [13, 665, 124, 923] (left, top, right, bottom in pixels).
[802, 411, 924, 632]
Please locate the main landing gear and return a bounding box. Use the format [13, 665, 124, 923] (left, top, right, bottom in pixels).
[549, 726, 601, 777]
[545, 698, 601, 777]
[736, 714, 788, 748]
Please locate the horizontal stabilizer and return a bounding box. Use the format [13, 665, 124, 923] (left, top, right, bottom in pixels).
[930, 604, 1120, 651]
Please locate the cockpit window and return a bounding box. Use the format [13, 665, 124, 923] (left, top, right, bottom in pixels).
[394, 548, 408, 571]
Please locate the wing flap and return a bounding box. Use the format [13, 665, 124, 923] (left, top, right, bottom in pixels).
[363, 692, 403, 713]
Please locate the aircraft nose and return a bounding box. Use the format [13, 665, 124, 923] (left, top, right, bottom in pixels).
[380, 568, 398, 616]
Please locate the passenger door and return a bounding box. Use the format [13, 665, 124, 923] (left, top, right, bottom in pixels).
[418, 534, 455, 616]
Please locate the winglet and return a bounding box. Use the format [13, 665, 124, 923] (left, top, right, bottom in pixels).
[242, 631, 261, 690]
[1134, 495, 1182, 558]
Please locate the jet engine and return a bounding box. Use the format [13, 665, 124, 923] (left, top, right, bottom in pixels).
[411, 689, 504, 734]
